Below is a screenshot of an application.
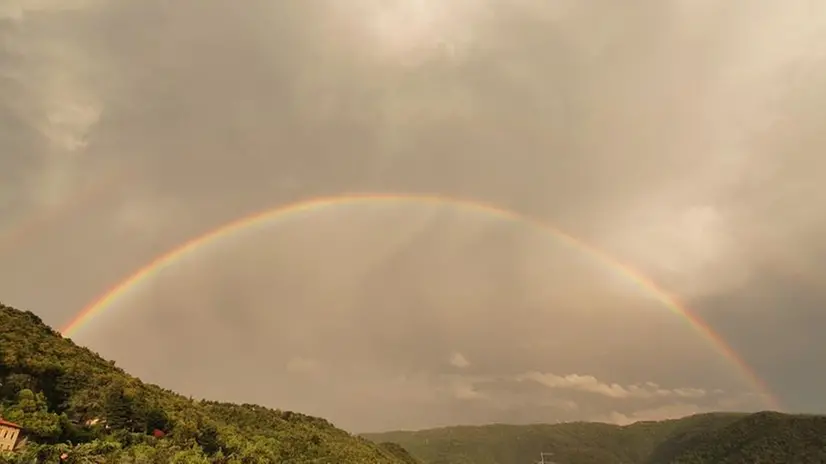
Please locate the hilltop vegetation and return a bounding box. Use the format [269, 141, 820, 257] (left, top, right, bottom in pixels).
[0, 303, 415, 463]
[364, 411, 826, 463]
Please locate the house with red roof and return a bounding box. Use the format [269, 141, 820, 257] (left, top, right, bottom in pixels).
[0, 418, 21, 452]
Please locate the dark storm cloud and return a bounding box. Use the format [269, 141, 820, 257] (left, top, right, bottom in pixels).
[1, 0, 825, 432]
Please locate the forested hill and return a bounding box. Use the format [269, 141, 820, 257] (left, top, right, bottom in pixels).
[364, 411, 826, 463]
[0, 303, 415, 463]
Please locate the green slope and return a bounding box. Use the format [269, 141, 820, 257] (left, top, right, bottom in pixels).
[364, 412, 826, 463]
[648, 411, 826, 463]
[0, 303, 414, 463]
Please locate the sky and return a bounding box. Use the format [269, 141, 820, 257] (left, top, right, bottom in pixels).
[1, 0, 826, 433]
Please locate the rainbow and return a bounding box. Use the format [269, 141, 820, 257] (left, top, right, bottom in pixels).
[61, 192, 781, 410]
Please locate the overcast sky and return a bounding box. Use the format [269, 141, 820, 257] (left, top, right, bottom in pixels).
[2, 0, 826, 433]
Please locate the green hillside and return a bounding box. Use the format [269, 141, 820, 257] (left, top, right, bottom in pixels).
[364, 411, 826, 463]
[0, 303, 415, 463]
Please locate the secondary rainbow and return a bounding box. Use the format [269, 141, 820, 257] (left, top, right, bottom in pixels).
[0, 172, 125, 256]
[61, 192, 782, 410]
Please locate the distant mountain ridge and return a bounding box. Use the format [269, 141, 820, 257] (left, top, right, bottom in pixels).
[364, 411, 826, 463]
[0, 303, 416, 463]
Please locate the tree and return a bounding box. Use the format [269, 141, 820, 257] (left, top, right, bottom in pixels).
[2, 389, 63, 442]
[103, 385, 146, 433]
[146, 407, 171, 434]
[195, 422, 220, 455]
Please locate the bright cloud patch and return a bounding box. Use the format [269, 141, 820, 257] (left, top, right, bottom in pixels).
[517, 372, 708, 400]
[449, 352, 470, 368]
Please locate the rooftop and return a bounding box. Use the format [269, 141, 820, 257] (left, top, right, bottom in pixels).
[0, 418, 21, 429]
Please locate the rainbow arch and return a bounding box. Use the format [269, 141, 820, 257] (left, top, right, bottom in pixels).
[61, 192, 781, 410]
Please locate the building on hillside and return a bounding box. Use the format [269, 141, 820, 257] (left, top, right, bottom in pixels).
[0, 418, 21, 452]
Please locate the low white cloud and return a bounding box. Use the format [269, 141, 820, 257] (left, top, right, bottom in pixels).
[517, 372, 708, 400]
[449, 351, 470, 368]
[452, 382, 486, 400]
[596, 403, 708, 426]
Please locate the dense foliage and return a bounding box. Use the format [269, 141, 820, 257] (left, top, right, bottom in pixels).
[365, 411, 826, 463]
[0, 303, 414, 463]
